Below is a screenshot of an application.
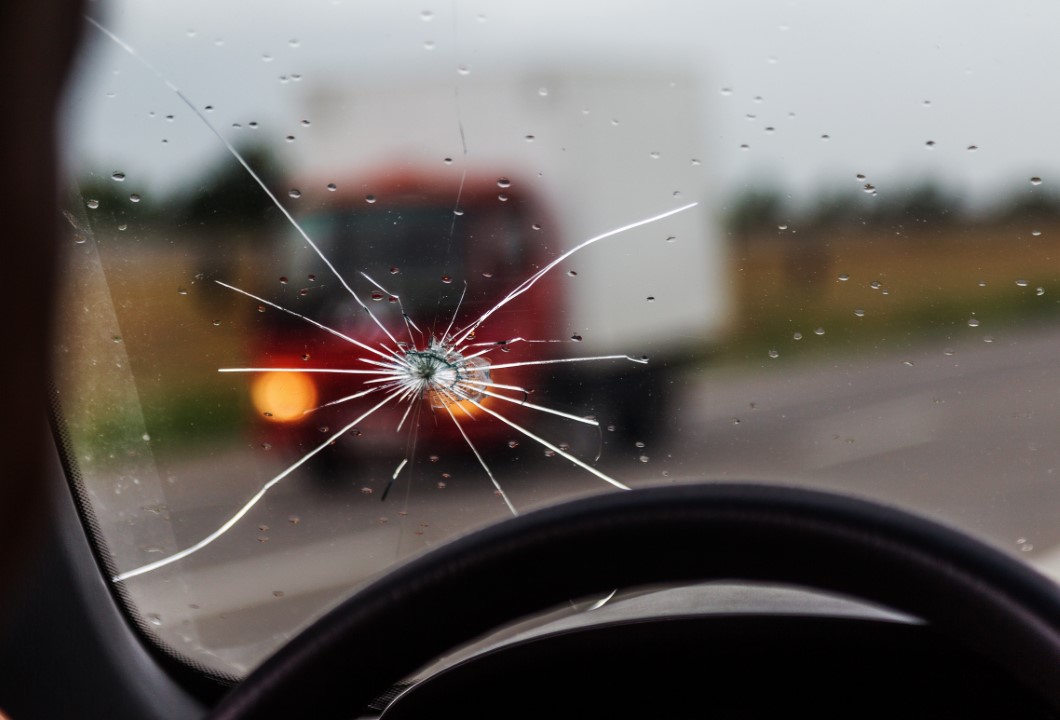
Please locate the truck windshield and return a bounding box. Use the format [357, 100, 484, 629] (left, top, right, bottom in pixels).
[54, 0, 1060, 680]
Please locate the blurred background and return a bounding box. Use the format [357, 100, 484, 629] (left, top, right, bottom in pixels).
[55, 0, 1060, 677]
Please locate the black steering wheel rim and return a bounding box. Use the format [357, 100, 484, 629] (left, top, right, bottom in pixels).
[209, 483, 1060, 718]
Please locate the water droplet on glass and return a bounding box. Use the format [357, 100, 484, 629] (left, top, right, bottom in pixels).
[537, 87, 549, 97]
[129, 194, 141, 203]
[443, 157, 453, 164]
[570, 334, 583, 342]
[371, 291, 384, 301]
[837, 273, 850, 282]
[820, 134, 830, 141]
[300, 119, 311, 127]
[1031, 229, 1042, 237]
[543, 449, 556, 458]
[361, 487, 373, 495]
[288, 188, 301, 199]
[863, 183, 876, 194]
[421, 9, 434, 21]
[768, 349, 779, 359]
[423, 40, 436, 50]
[524, 134, 535, 142]
[967, 145, 979, 152]
[925, 140, 936, 148]
[814, 327, 825, 336]
[285, 135, 295, 143]
[639, 455, 650, 463]
[212, 320, 221, 327]
[1031, 176, 1043, 186]
[497, 193, 509, 202]
[1016, 279, 1028, 287]
[740, 144, 750, 150]
[307, 274, 316, 282]
[327, 183, 337, 191]
[87, 199, 99, 209]
[111, 171, 126, 182]
[146, 614, 163, 627]
[272, 590, 285, 598]
[1037, 287, 1045, 296]
[165, 114, 174, 122]
[984, 335, 995, 343]
[567, 270, 577, 277]
[248, 121, 258, 129]
[967, 318, 980, 327]
[496, 177, 511, 188]
[177, 287, 188, 296]
[437, 482, 447, 489]
[365, 194, 376, 204]
[720, 87, 733, 96]
[457, 65, 470, 75]
[279, 276, 288, 285]
[646, 296, 655, 302]
[903, 360, 914, 367]
[854, 308, 865, 317]
[649, 151, 660, 159]
[856, 174, 866, 181]
[261, 441, 272, 449]
[793, 332, 802, 340]
[441, 275, 452, 284]
[870, 280, 882, 290]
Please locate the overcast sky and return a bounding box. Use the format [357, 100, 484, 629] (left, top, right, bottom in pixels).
[66, 0, 1060, 212]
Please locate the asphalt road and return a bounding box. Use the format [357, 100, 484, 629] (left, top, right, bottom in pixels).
[125, 323, 1060, 674]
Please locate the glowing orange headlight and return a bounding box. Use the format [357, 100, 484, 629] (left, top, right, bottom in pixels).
[251, 371, 318, 422]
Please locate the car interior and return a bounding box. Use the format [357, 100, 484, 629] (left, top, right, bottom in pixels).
[5, 1, 1060, 718]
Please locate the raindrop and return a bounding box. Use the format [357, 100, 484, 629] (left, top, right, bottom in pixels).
[389, 266, 400, 275]
[531, 223, 542, 231]
[441, 275, 452, 284]
[570, 334, 583, 342]
[508, 440, 519, 448]
[289, 38, 300, 47]
[813, 327, 825, 336]
[854, 308, 865, 317]
[497, 177, 511, 188]
[649, 151, 661, 159]
[977, 280, 987, 287]
[863, 183, 876, 194]
[925, 140, 936, 148]
[768, 349, 779, 359]
[778, 224, 788, 231]
[838, 273, 850, 281]
[371, 291, 384, 301]
[73, 234, 87, 244]
[1037, 287, 1046, 296]
[307, 274, 316, 282]
[765, 126, 775, 133]
[279, 276, 288, 285]
[111, 171, 126, 182]
[870, 280, 882, 290]
[421, 9, 433, 21]
[903, 360, 915, 367]
[423, 40, 436, 50]
[232, 123, 242, 129]
[177, 287, 189, 296]
[611, 118, 620, 126]
[285, 135, 295, 143]
[497, 193, 509, 202]
[300, 119, 311, 127]
[720, 87, 733, 95]
[204, 105, 214, 113]
[855, 174, 866, 181]
[248, 121, 258, 129]
[327, 183, 337, 191]
[288, 515, 300, 524]
[129, 194, 141, 203]
[261, 54, 272, 63]
[1032, 229, 1042, 237]
[740, 144, 750, 150]
[538, 87, 549, 97]
[524, 135, 535, 142]
[257, 305, 266, 313]
[443, 157, 453, 164]
[984, 335, 995, 343]
[1016, 279, 1028, 287]
[146, 614, 163, 627]
[820, 134, 831, 141]
[967, 145, 979, 151]
[117, 224, 127, 231]
[691, 158, 701, 166]
[793, 332, 802, 340]
[365, 194, 376, 204]
[261, 441, 272, 449]
[1031, 177, 1043, 186]
[567, 270, 578, 277]
[361, 487, 373, 495]
[288, 188, 301, 199]
[639, 455, 650, 463]
[646, 296, 655, 302]
[272, 590, 285, 598]
[437, 482, 447, 489]
[457, 65, 470, 75]
[165, 114, 174, 122]
[943, 348, 955, 356]
[543, 449, 556, 458]
[967, 318, 980, 328]
[211, 320, 221, 327]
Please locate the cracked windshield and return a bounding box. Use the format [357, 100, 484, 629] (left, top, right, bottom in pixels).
[55, 0, 1060, 677]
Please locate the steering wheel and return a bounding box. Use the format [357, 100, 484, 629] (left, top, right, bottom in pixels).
[208, 483, 1060, 718]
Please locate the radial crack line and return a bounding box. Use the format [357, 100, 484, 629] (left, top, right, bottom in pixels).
[112, 388, 404, 582]
[453, 203, 698, 346]
[85, 18, 403, 346]
[309, 385, 387, 412]
[456, 391, 631, 491]
[486, 354, 648, 371]
[219, 367, 391, 376]
[442, 400, 517, 516]
[215, 281, 397, 364]
[471, 386, 598, 426]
